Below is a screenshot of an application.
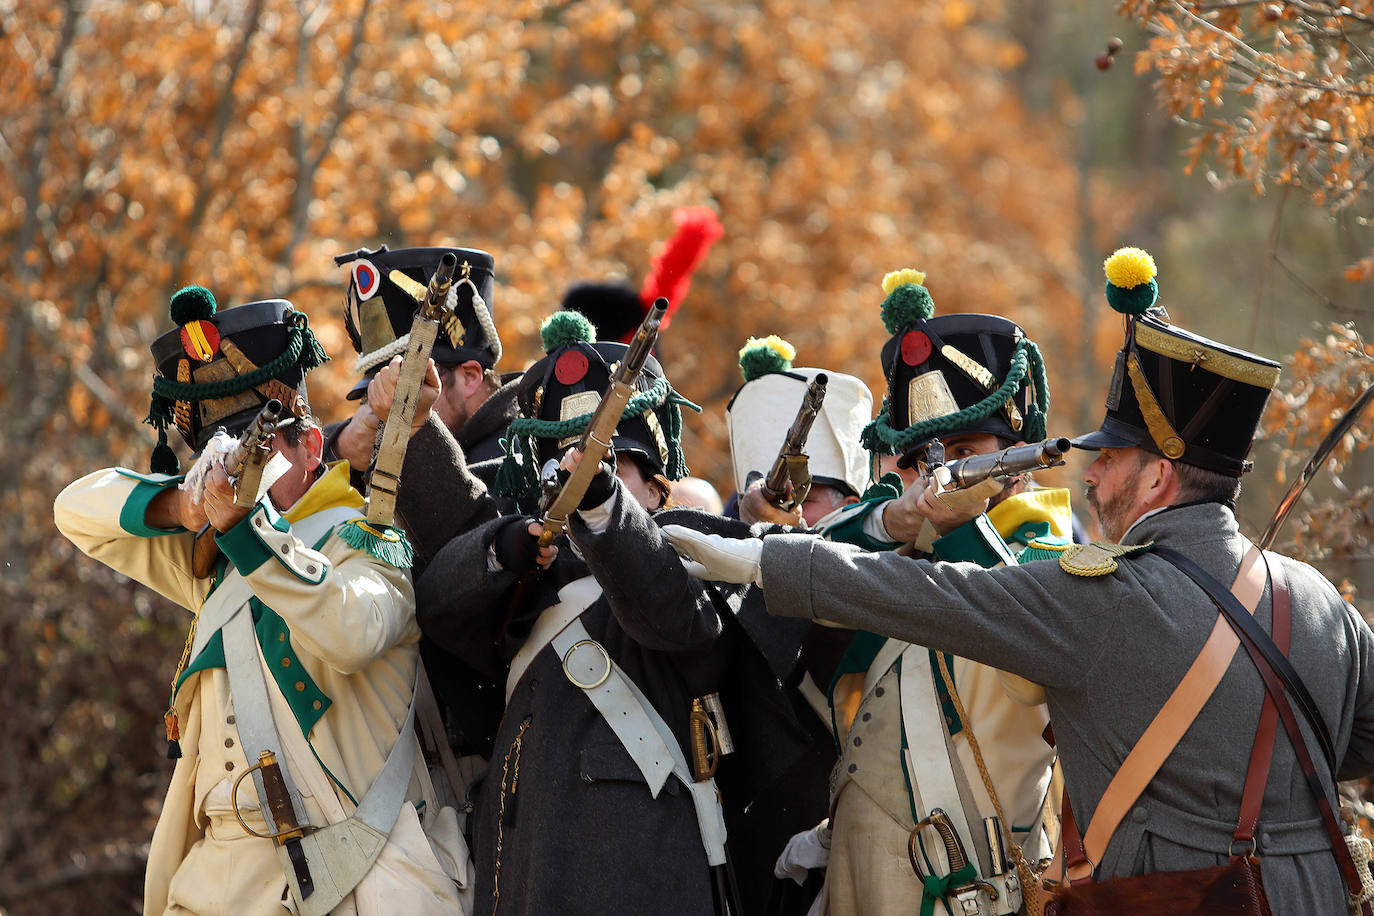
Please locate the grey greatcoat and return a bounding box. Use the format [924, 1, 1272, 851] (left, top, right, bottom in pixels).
[417, 487, 742, 916]
[758, 501, 1374, 916]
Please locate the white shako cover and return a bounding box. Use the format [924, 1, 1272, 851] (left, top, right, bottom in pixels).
[727, 367, 874, 498]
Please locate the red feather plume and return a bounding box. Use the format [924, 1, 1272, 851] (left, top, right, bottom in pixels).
[638, 206, 723, 333]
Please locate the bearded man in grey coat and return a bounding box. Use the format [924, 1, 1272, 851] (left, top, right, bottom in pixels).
[664, 248, 1374, 916]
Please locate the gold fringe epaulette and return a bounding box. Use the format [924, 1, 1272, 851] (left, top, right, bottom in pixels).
[337, 518, 414, 569]
[1017, 537, 1070, 564]
[1059, 540, 1153, 577]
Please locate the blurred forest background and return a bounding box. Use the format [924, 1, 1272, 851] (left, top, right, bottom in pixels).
[1, 0, 1371, 911]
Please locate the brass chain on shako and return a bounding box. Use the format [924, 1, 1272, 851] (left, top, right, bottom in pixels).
[492, 715, 532, 913]
[934, 653, 1045, 916]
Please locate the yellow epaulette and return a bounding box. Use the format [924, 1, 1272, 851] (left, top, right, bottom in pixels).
[1059, 540, 1154, 577]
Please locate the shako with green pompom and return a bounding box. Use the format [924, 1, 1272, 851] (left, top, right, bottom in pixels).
[861, 266, 1050, 468]
[494, 309, 700, 509]
[727, 334, 874, 502]
[146, 289, 328, 475]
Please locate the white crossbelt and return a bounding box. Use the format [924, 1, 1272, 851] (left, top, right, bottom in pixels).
[900, 645, 1021, 916]
[552, 617, 728, 866]
[213, 504, 419, 916]
[505, 575, 602, 701]
[503, 574, 729, 866]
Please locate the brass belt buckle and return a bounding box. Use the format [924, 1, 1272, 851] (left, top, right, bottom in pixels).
[562, 638, 611, 689]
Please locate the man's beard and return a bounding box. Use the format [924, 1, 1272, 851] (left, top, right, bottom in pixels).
[1085, 480, 1139, 542]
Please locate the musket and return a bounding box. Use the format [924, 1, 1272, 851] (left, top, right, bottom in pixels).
[759, 373, 828, 511]
[190, 398, 285, 578]
[498, 299, 670, 638]
[366, 252, 458, 528]
[1260, 380, 1374, 550]
[534, 297, 670, 549]
[930, 436, 1072, 492]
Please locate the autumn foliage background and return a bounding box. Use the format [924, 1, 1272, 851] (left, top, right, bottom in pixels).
[1, 0, 1370, 911]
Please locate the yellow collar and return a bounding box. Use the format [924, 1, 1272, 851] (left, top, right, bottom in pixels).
[284, 460, 365, 524]
[986, 487, 1074, 541]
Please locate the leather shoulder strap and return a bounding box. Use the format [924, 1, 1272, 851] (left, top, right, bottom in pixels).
[1155, 546, 1336, 771]
[1232, 553, 1291, 858]
[1065, 545, 1265, 880]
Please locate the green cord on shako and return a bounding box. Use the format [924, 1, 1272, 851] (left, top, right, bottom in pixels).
[145, 285, 329, 475]
[494, 309, 700, 512]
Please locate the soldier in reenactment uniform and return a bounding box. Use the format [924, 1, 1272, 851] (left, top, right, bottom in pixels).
[663, 248, 1374, 916]
[722, 335, 875, 913]
[766, 271, 1063, 916]
[330, 245, 517, 484]
[54, 287, 466, 915]
[415, 310, 800, 916]
[325, 246, 515, 770]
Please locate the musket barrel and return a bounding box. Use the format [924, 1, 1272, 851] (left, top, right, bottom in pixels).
[944, 436, 1070, 489]
[421, 252, 459, 319]
[622, 297, 668, 379]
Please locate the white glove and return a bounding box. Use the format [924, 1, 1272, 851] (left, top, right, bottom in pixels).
[179, 429, 237, 505]
[774, 820, 832, 884]
[660, 524, 764, 585]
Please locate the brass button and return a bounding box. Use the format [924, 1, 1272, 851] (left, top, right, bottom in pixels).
[225, 761, 234, 772]
[279, 633, 287, 642]
[281, 658, 291, 668]
[224, 738, 234, 748]
[295, 681, 305, 692]
[312, 700, 322, 710]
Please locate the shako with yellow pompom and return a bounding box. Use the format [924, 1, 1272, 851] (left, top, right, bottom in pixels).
[861, 266, 1050, 468]
[1071, 246, 1281, 476]
[726, 335, 874, 501]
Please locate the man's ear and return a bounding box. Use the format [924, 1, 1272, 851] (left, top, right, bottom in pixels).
[1141, 454, 1176, 503]
[304, 424, 325, 471]
[458, 360, 486, 398]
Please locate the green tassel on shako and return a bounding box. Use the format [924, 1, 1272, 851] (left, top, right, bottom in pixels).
[145, 387, 180, 474]
[337, 519, 414, 569]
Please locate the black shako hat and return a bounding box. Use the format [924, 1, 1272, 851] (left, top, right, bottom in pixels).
[1072, 247, 1281, 477]
[335, 245, 498, 399]
[146, 287, 329, 473]
[862, 268, 1049, 468]
[493, 311, 698, 506]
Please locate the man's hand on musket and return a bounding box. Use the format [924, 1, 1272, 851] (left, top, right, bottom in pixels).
[882, 474, 1004, 542]
[739, 477, 803, 527]
[335, 356, 442, 471]
[199, 460, 252, 532]
[368, 355, 441, 431]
